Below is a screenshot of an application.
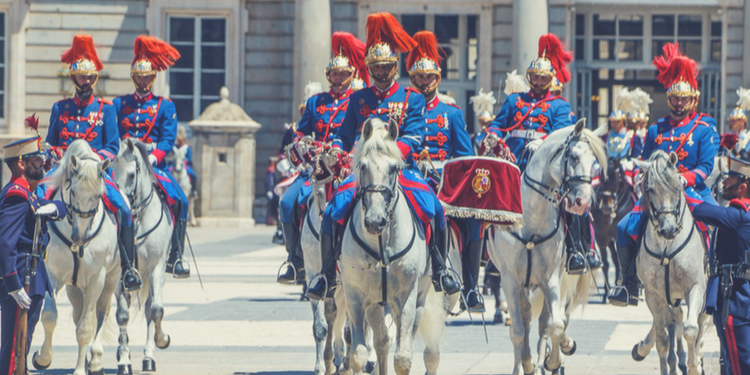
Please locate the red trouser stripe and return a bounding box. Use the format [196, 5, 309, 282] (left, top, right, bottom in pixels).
[8, 306, 19, 375]
[726, 315, 743, 375]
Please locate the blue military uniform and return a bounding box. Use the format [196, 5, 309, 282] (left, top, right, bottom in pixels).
[487, 91, 575, 167]
[0, 175, 67, 374]
[694, 198, 750, 375]
[113, 92, 188, 221]
[617, 112, 719, 248]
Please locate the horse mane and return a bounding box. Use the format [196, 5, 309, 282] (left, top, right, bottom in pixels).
[133, 140, 157, 181]
[352, 118, 405, 179]
[45, 139, 104, 193]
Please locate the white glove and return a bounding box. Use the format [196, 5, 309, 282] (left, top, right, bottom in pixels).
[148, 154, 158, 166]
[485, 132, 499, 148]
[10, 289, 31, 309]
[266, 191, 273, 200]
[525, 139, 544, 153]
[35, 203, 58, 217]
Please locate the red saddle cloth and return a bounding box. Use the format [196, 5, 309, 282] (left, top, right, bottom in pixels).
[437, 156, 523, 228]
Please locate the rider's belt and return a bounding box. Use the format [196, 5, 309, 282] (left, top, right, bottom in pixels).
[509, 129, 545, 140]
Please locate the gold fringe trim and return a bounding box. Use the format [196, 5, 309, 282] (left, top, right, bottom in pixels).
[441, 202, 523, 231]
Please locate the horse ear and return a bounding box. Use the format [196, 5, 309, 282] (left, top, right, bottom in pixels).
[70, 155, 78, 170]
[173, 146, 179, 155]
[387, 118, 399, 140]
[574, 118, 586, 135]
[362, 118, 374, 141]
[127, 139, 135, 153]
[669, 152, 679, 167]
[634, 159, 650, 171]
[99, 159, 111, 173]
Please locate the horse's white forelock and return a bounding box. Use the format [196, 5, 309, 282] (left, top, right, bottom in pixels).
[645, 150, 680, 192]
[352, 118, 405, 181]
[45, 139, 103, 193]
[540, 125, 608, 178]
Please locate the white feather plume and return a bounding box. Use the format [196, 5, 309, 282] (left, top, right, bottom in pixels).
[617, 87, 637, 113]
[737, 87, 750, 111]
[304, 81, 323, 99]
[469, 88, 496, 115]
[631, 88, 654, 115]
[504, 70, 530, 96]
[437, 92, 456, 105]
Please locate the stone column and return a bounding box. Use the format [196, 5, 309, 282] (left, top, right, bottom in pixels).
[513, 0, 549, 71]
[292, 0, 331, 119]
[743, 0, 750, 86]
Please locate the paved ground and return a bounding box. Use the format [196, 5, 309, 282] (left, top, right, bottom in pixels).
[28, 225, 722, 375]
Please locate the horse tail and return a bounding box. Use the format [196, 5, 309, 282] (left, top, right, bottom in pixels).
[561, 272, 591, 315]
[419, 287, 446, 353]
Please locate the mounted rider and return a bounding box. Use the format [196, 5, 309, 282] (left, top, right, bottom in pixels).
[695, 156, 750, 374]
[407, 31, 484, 312]
[45, 35, 143, 292]
[610, 43, 719, 307]
[306, 12, 461, 301]
[487, 33, 599, 275]
[113, 35, 191, 278]
[276, 32, 368, 285]
[726, 87, 750, 160]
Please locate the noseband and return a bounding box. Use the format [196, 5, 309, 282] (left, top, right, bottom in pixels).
[524, 133, 595, 205]
[643, 171, 685, 234]
[64, 159, 103, 222]
[357, 165, 404, 223]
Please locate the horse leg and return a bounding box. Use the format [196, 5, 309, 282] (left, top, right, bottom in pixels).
[116, 288, 133, 375]
[151, 266, 170, 350]
[489, 275, 504, 323]
[540, 276, 565, 372]
[365, 305, 390, 375]
[502, 278, 532, 375]
[33, 287, 63, 370]
[332, 290, 347, 373]
[683, 287, 704, 375]
[143, 279, 159, 371]
[345, 296, 368, 375]
[601, 241, 610, 303]
[90, 271, 119, 375]
[667, 317, 680, 375]
[535, 301, 551, 373]
[392, 288, 421, 375]
[645, 290, 671, 375]
[311, 299, 329, 375]
[323, 297, 341, 375]
[610, 242, 622, 286]
[72, 280, 105, 375]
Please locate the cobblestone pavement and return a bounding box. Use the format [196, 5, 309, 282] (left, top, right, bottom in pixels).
[29, 226, 721, 374]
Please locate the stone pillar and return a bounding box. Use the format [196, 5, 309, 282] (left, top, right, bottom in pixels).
[189, 87, 261, 228]
[292, 0, 331, 119]
[513, 0, 548, 71]
[744, 0, 750, 86]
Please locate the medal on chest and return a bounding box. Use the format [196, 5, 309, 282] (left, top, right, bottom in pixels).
[388, 102, 405, 123]
[87, 111, 103, 127]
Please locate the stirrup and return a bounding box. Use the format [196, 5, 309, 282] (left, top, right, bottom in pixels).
[566, 252, 588, 275]
[306, 273, 329, 301]
[172, 258, 190, 279]
[464, 288, 486, 314]
[122, 268, 143, 292]
[436, 267, 462, 295]
[608, 285, 632, 307]
[276, 261, 298, 285]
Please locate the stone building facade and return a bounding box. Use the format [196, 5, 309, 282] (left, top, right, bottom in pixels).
[0, 0, 748, 197]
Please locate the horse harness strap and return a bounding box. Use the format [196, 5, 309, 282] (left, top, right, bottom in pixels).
[510, 210, 563, 287]
[348, 192, 417, 264]
[642, 217, 697, 308]
[305, 207, 321, 241]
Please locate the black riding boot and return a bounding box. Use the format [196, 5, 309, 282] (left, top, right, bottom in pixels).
[581, 215, 602, 269]
[307, 223, 340, 301]
[608, 244, 639, 306]
[461, 240, 486, 313]
[430, 224, 461, 295]
[565, 214, 588, 274]
[278, 221, 305, 284]
[119, 221, 143, 292]
[166, 201, 190, 278]
[272, 221, 285, 244]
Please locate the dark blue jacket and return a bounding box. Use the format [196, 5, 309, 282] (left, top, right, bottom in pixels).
[46, 95, 119, 160]
[113, 92, 178, 166]
[414, 96, 474, 162]
[0, 176, 66, 297]
[298, 89, 352, 143]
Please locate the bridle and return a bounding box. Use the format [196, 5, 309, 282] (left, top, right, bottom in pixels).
[124, 156, 155, 219]
[642, 168, 686, 234]
[62, 159, 103, 222]
[523, 132, 596, 205]
[356, 164, 404, 224]
[54, 158, 107, 254]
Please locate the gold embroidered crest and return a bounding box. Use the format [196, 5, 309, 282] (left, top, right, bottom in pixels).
[472, 168, 491, 198]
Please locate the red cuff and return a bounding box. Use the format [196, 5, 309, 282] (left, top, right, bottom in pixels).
[541, 135, 549, 140]
[397, 141, 411, 160]
[151, 149, 166, 164]
[681, 171, 696, 188]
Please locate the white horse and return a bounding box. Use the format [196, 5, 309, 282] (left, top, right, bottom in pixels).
[300, 179, 349, 375]
[110, 139, 174, 374]
[630, 151, 710, 375]
[171, 144, 196, 226]
[32, 140, 121, 375]
[488, 120, 606, 375]
[341, 118, 444, 375]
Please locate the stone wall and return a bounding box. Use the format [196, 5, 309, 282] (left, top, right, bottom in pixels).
[332, 1, 359, 36]
[491, 3, 513, 104]
[25, 0, 148, 134]
[244, 0, 295, 190]
[725, 2, 746, 117]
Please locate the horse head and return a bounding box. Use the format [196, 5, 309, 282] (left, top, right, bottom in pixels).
[354, 117, 404, 235]
[172, 145, 187, 173]
[48, 140, 108, 245]
[112, 139, 156, 207]
[542, 119, 607, 215]
[636, 151, 684, 240]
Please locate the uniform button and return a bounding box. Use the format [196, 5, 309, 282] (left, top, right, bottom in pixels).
[378, 100, 382, 104]
[138, 103, 141, 107]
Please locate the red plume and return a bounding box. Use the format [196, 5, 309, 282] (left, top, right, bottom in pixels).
[538, 34, 574, 84]
[331, 32, 369, 86]
[721, 132, 740, 151]
[652, 43, 698, 90]
[406, 31, 443, 71]
[61, 35, 103, 70]
[132, 36, 181, 71]
[365, 12, 417, 54]
[24, 114, 39, 132]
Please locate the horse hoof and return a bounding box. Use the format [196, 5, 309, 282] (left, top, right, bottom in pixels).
[493, 313, 503, 324]
[543, 356, 558, 373]
[562, 340, 577, 356]
[679, 364, 688, 375]
[505, 317, 512, 326]
[32, 352, 50, 370]
[89, 368, 105, 375]
[631, 344, 646, 361]
[156, 334, 171, 350]
[143, 357, 156, 372]
[118, 364, 133, 375]
[364, 361, 376, 373]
